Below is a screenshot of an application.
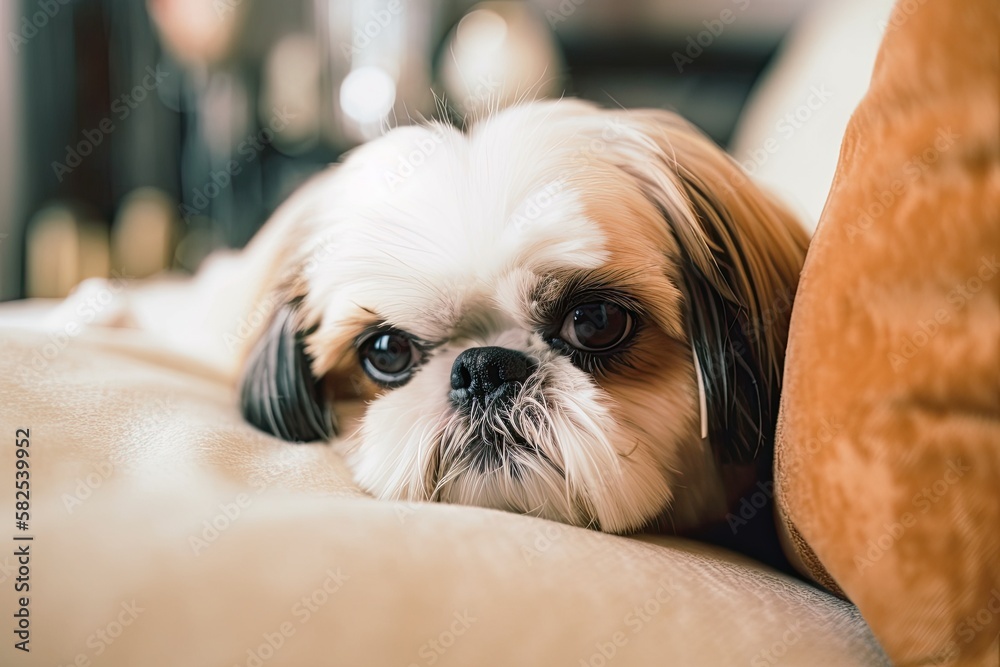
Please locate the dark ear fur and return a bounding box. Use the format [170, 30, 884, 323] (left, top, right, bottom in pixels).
[676, 164, 807, 473]
[610, 109, 808, 472]
[681, 222, 790, 469]
[239, 299, 336, 442]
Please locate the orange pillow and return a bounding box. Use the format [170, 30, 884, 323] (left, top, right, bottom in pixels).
[774, 0, 1000, 665]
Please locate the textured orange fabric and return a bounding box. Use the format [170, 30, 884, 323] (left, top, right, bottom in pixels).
[775, 0, 1000, 665]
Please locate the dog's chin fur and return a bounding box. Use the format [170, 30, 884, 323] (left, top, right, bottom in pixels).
[238, 99, 809, 535]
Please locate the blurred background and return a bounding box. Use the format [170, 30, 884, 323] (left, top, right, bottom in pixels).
[0, 0, 891, 302]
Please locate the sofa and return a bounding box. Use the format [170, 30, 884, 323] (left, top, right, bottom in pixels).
[0, 316, 886, 665]
[1, 0, 996, 665]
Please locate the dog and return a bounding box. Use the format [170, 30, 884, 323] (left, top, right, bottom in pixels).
[238, 99, 808, 534]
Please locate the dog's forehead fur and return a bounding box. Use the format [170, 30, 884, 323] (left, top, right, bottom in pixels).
[300, 102, 683, 355]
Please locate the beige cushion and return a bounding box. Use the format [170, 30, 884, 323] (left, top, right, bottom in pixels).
[0, 312, 888, 665]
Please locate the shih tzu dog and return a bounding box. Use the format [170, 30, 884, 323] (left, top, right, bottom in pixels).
[239, 100, 808, 535]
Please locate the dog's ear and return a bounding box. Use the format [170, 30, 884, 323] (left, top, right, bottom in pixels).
[239, 298, 336, 442]
[232, 167, 347, 442]
[609, 110, 808, 469]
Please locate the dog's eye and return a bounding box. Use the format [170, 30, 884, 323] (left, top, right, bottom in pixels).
[359, 331, 419, 385]
[559, 302, 633, 352]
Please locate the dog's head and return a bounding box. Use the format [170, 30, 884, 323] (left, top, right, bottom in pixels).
[239, 100, 807, 533]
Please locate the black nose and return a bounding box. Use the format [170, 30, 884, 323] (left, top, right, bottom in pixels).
[450, 346, 534, 407]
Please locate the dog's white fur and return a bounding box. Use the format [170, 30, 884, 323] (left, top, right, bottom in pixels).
[241, 100, 807, 534]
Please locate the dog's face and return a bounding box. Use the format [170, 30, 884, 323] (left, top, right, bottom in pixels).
[240, 100, 807, 533]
